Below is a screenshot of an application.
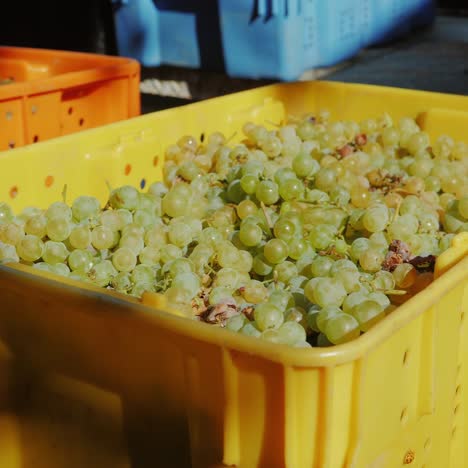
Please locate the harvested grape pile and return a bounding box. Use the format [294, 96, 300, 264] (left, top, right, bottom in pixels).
[1, 110, 467, 348]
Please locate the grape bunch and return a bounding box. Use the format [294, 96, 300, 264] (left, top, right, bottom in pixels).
[0, 109, 467, 348]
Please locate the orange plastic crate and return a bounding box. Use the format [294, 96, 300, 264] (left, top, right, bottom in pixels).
[0, 46, 140, 150]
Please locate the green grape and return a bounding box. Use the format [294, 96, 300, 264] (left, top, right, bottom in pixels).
[226, 314, 246, 332]
[274, 261, 298, 283]
[148, 181, 168, 198]
[458, 197, 468, 220]
[72, 196, 100, 221]
[25, 214, 47, 238]
[312, 277, 347, 308]
[236, 250, 253, 273]
[351, 300, 385, 332]
[268, 289, 295, 311]
[17, 235, 44, 262]
[254, 303, 284, 331]
[46, 202, 72, 221]
[131, 282, 155, 298]
[273, 218, 297, 241]
[359, 248, 385, 272]
[367, 291, 391, 310]
[371, 271, 395, 291]
[88, 260, 117, 287]
[292, 154, 320, 178]
[111, 272, 132, 292]
[46, 217, 72, 242]
[109, 185, 139, 210]
[172, 272, 201, 299]
[92, 225, 117, 250]
[279, 178, 304, 201]
[240, 323, 261, 337]
[276, 321, 307, 345]
[69, 225, 91, 249]
[263, 239, 288, 264]
[0, 241, 19, 263]
[310, 255, 334, 277]
[139, 246, 161, 265]
[362, 204, 389, 232]
[162, 185, 192, 218]
[255, 180, 279, 205]
[308, 224, 336, 250]
[0, 202, 13, 224]
[239, 222, 263, 247]
[117, 209, 133, 227]
[42, 241, 69, 265]
[119, 233, 145, 255]
[288, 238, 309, 260]
[168, 223, 192, 247]
[242, 280, 268, 303]
[209, 286, 234, 306]
[0, 222, 24, 246]
[342, 291, 369, 314]
[51, 263, 70, 277]
[235, 200, 257, 221]
[68, 249, 94, 273]
[325, 314, 360, 344]
[333, 269, 361, 293]
[130, 264, 155, 285]
[112, 247, 137, 272]
[316, 306, 342, 333]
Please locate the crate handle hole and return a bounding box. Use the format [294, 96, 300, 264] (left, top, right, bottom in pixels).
[8, 141, 15, 149]
[454, 404, 460, 414]
[456, 384, 461, 396]
[124, 164, 132, 175]
[400, 407, 408, 424]
[424, 437, 431, 451]
[45, 176, 54, 188]
[461, 310, 465, 322]
[200, 132, 205, 142]
[9, 186, 18, 199]
[403, 349, 409, 365]
[140, 178, 146, 189]
[153, 156, 159, 167]
[79, 118, 85, 126]
[68, 107, 73, 115]
[33, 135, 39, 143]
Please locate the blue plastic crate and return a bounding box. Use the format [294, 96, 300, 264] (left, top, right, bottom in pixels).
[112, 0, 436, 81]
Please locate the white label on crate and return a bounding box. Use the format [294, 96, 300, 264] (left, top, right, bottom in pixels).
[140, 79, 192, 99]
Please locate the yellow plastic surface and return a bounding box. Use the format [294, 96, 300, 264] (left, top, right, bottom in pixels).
[0, 81, 467, 468]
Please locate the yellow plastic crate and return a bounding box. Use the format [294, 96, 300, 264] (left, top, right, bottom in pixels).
[0, 81, 468, 468]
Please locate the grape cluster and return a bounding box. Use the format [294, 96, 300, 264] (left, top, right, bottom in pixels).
[0, 110, 467, 348]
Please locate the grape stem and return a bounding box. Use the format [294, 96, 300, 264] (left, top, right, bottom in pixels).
[260, 201, 273, 234]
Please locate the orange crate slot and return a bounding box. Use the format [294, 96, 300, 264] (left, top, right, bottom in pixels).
[0, 47, 140, 150]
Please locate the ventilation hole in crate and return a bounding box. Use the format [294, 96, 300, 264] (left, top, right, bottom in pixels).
[5, 111, 13, 121]
[9, 186, 18, 199]
[8, 141, 15, 149]
[44, 176, 54, 188]
[200, 132, 205, 143]
[400, 407, 408, 424]
[403, 449, 414, 464]
[454, 404, 460, 415]
[33, 135, 39, 143]
[68, 107, 73, 115]
[461, 310, 465, 322]
[124, 164, 132, 175]
[424, 437, 431, 451]
[31, 105, 38, 115]
[456, 384, 461, 396]
[140, 178, 146, 189]
[79, 118, 84, 127]
[403, 349, 409, 365]
[153, 156, 159, 167]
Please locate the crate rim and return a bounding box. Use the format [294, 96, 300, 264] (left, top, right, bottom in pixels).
[0, 46, 140, 100]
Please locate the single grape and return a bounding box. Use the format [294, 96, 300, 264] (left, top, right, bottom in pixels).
[254, 303, 284, 331]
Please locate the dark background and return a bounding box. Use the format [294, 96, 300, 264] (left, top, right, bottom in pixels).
[1, 0, 467, 113]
